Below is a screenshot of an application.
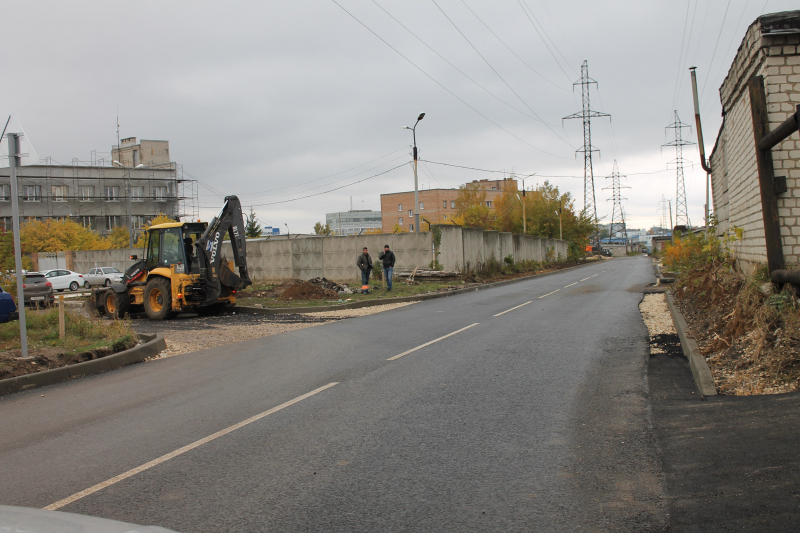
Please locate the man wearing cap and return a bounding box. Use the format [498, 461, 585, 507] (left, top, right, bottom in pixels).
[378, 244, 396, 291]
[356, 246, 372, 289]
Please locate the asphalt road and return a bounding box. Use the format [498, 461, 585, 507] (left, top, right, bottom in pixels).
[0, 256, 666, 532]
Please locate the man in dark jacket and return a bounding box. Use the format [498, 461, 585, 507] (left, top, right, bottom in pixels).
[357, 247, 372, 288]
[378, 244, 396, 291]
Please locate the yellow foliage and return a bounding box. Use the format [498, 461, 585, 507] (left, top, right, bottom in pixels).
[20, 219, 112, 253]
[134, 214, 176, 247]
[363, 227, 383, 235]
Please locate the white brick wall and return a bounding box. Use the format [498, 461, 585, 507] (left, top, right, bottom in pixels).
[709, 15, 800, 271]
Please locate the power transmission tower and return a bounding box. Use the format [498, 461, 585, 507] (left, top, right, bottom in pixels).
[564, 60, 610, 245]
[663, 111, 694, 228]
[603, 160, 629, 242]
[658, 195, 670, 235]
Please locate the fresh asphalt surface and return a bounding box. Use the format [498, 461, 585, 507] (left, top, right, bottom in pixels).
[0, 257, 666, 532]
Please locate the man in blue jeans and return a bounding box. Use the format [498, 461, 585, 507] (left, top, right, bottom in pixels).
[378, 244, 396, 291]
[356, 247, 372, 290]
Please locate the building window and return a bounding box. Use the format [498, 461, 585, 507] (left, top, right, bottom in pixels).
[486, 201, 492, 208]
[491, 187, 496, 190]
[80, 186, 95, 202]
[0, 217, 11, 230]
[23, 185, 42, 202]
[105, 186, 120, 201]
[106, 216, 120, 230]
[398, 217, 403, 225]
[451, 201, 456, 208]
[0, 185, 10, 201]
[408, 209, 413, 217]
[443, 214, 448, 220]
[419, 202, 424, 210]
[131, 186, 145, 202]
[410, 224, 414, 231]
[51, 185, 69, 202]
[80, 216, 96, 230]
[443, 200, 447, 209]
[154, 186, 168, 202]
[132, 215, 147, 229]
[398, 204, 402, 211]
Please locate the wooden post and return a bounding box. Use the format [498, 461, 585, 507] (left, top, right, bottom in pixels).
[58, 295, 65, 340]
[747, 75, 785, 273]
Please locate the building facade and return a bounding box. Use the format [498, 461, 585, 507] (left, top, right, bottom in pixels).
[326, 210, 382, 235]
[0, 138, 195, 240]
[709, 11, 800, 270]
[380, 178, 517, 233]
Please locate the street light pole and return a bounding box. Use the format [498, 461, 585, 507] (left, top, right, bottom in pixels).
[555, 209, 562, 240]
[7, 133, 28, 357]
[403, 113, 425, 233]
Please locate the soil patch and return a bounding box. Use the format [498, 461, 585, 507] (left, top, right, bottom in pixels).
[0, 338, 137, 380]
[279, 281, 339, 301]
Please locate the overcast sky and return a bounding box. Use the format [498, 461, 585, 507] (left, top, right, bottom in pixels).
[2, 0, 796, 233]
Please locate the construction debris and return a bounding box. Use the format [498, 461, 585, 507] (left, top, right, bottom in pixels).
[307, 277, 353, 294]
[278, 281, 339, 301]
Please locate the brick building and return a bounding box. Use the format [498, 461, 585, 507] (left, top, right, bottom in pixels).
[709, 11, 800, 271]
[380, 178, 517, 233]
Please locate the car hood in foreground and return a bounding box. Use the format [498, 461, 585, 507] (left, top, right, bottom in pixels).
[0, 505, 179, 533]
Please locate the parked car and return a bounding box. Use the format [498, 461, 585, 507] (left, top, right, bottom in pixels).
[21, 272, 54, 307]
[0, 285, 18, 323]
[85, 267, 124, 287]
[42, 269, 89, 291]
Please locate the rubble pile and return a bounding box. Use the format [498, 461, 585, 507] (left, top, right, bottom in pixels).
[308, 277, 353, 294]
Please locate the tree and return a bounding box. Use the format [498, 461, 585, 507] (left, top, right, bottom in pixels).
[108, 227, 131, 249]
[452, 184, 498, 229]
[20, 219, 110, 253]
[313, 221, 332, 235]
[245, 207, 262, 239]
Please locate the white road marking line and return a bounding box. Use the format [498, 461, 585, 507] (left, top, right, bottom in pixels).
[563, 282, 578, 288]
[538, 289, 560, 299]
[590, 274, 599, 278]
[580, 277, 591, 281]
[43, 382, 339, 511]
[387, 323, 479, 361]
[494, 301, 532, 317]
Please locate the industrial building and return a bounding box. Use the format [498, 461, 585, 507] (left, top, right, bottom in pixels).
[0, 138, 197, 241]
[325, 210, 382, 235]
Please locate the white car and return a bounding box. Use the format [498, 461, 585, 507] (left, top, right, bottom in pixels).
[42, 269, 89, 291]
[85, 267, 125, 287]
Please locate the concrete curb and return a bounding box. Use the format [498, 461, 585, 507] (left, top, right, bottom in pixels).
[665, 292, 717, 397]
[0, 333, 166, 396]
[232, 258, 608, 315]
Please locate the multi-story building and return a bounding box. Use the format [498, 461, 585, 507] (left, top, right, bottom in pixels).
[326, 210, 382, 235]
[380, 178, 517, 233]
[0, 138, 196, 241]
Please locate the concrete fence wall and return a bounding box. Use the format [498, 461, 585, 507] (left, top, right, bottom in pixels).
[68, 225, 569, 282]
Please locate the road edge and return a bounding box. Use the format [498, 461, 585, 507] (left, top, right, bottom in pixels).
[232, 258, 610, 315]
[0, 333, 167, 396]
[665, 292, 717, 397]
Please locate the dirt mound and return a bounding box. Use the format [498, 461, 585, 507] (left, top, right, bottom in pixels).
[273, 279, 302, 296]
[278, 281, 339, 301]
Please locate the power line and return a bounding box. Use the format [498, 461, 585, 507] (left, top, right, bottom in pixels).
[519, 0, 577, 76]
[698, 0, 733, 102]
[458, 0, 567, 91]
[430, 0, 572, 145]
[370, 1, 563, 125]
[329, 0, 572, 159]
[421, 158, 672, 178]
[670, 0, 696, 116]
[516, 0, 573, 83]
[701, 0, 751, 110]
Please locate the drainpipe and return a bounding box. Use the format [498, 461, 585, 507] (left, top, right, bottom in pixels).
[689, 67, 711, 227]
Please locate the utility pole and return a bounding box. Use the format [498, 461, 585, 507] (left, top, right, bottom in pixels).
[663, 111, 694, 229]
[7, 133, 28, 358]
[603, 160, 629, 243]
[564, 60, 610, 246]
[519, 176, 526, 234]
[127, 170, 134, 249]
[689, 67, 712, 228]
[403, 113, 425, 233]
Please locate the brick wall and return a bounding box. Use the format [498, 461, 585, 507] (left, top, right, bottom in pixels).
[709, 12, 800, 272]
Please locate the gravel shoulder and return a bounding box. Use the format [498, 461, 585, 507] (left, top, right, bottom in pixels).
[132, 302, 415, 359]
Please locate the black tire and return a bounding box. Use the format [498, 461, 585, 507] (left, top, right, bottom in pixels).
[84, 281, 90, 289]
[195, 303, 226, 317]
[143, 277, 173, 320]
[69, 281, 79, 291]
[104, 290, 131, 319]
[104, 279, 112, 287]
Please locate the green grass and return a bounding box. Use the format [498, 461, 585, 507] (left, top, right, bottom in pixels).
[0, 307, 137, 354]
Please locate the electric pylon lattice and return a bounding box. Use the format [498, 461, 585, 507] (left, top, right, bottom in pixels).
[564, 60, 610, 244]
[663, 111, 694, 228]
[603, 160, 629, 242]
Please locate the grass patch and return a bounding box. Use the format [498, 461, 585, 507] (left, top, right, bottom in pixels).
[0, 307, 137, 354]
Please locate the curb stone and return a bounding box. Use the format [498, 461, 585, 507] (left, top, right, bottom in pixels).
[665, 292, 717, 397]
[231, 258, 610, 315]
[0, 333, 166, 396]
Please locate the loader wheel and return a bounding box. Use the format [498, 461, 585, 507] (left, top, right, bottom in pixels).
[104, 290, 131, 319]
[144, 277, 173, 320]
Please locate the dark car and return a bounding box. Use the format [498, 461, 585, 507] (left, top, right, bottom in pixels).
[21, 272, 54, 307]
[0, 285, 18, 323]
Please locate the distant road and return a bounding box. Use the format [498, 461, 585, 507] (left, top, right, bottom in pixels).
[0, 257, 666, 531]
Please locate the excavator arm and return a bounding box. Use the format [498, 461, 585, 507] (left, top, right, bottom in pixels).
[195, 195, 252, 304]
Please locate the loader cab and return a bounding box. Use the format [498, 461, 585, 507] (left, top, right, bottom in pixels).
[144, 221, 208, 275]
